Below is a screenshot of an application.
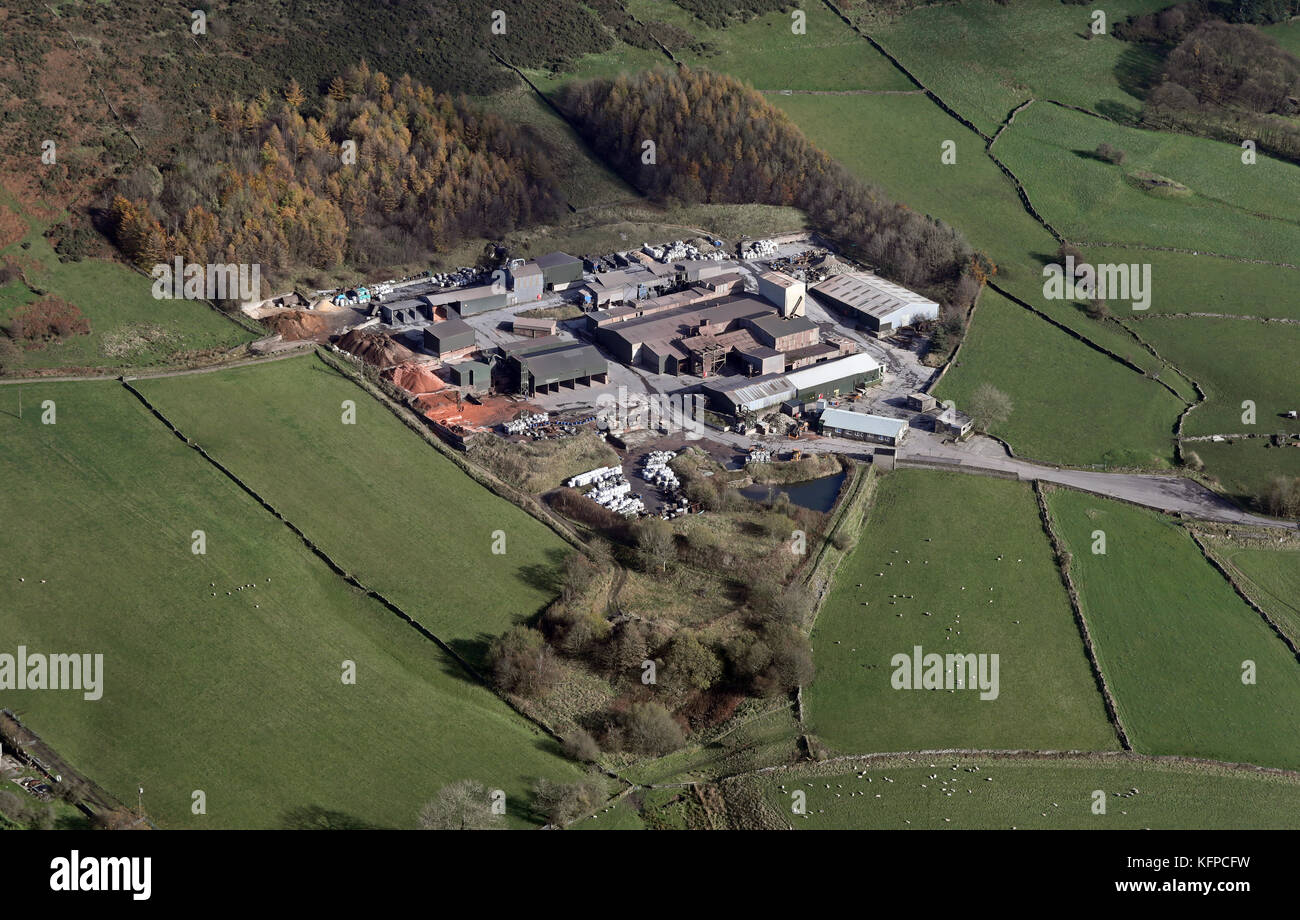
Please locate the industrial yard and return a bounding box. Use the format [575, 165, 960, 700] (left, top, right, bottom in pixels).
[275, 231, 958, 522]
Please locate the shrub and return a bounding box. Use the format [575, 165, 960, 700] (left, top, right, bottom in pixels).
[486, 625, 561, 698]
[561, 728, 602, 763]
[532, 777, 606, 825]
[619, 702, 685, 755]
[7, 297, 90, 344]
[1095, 142, 1127, 165]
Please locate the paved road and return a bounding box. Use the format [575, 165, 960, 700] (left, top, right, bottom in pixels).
[900, 434, 1295, 529]
[697, 418, 1294, 529]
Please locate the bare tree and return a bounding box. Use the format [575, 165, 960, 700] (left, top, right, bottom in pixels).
[634, 517, 675, 574]
[965, 384, 1014, 433]
[418, 779, 504, 830]
[532, 777, 606, 826]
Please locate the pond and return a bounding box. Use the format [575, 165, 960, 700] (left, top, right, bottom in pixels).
[739, 471, 846, 513]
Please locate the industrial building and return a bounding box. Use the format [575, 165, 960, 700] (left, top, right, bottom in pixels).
[811, 271, 940, 334]
[512, 316, 556, 338]
[379, 300, 425, 325]
[586, 269, 653, 306]
[700, 352, 883, 416]
[423, 319, 477, 359]
[534, 252, 584, 289]
[449, 360, 492, 392]
[786, 352, 883, 400]
[594, 290, 854, 379]
[745, 313, 820, 353]
[906, 392, 937, 412]
[700, 375, 798, 416]
[416, 284, 509, 317]
[509, 263, 544, 302]
[819, 408, 909, 446]
[501, 336, 610, 396]
[595, 294, 772, 373]
[757, 271, 806, 317]
[925, 406, 974, 439]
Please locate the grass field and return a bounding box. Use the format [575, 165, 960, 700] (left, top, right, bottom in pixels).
[741, 755, 1300, 829]
[1184, 439, 1300, 511]
[476, 82, 635, 211]
[769, 92, 1168, 374]
[0, 380, 580, 829]
[805, 470, 1118, 755]
[1263, 19, 1300, 57]
[868, 0, 1179, 134]
[935, 289, 1181, 467]
[630, 0, 916, 92]
[1047, 490, 1300, 770]
[1219, 544, 1300, 644]
[137, 354, 573, 666]
[996, 103, 1300, 265]
[1082, 246, 1300, 320]
[0, 192, 253, 373]
[1131, 317, 1300, 436]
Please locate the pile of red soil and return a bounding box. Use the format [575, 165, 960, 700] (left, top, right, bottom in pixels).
[384, 361, 446, 395]
[262, 310, 335, 341]
[334, 329, 415, 368]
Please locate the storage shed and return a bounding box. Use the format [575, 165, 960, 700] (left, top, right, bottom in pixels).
[423, 319, 477, 358]
[819, 408, 909, 446]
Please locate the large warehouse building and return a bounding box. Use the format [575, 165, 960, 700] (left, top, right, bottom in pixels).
[785, 352, 883, 400]
[811, 271, 939, 334]
[700, 351, 883, 415]
[501, 336, 610, 396]
[595, 290, 854, 378]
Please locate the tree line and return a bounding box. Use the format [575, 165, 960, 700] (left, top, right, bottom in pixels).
[108, 62, 568, 300]
[1117, 4, 1300, 163]
[557, 66, 988, 308]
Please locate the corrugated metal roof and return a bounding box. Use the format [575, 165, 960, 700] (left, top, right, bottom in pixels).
[811, 271, 938, 320]
[706, 375, 796, 410]
[784, 352, 881, 389]
[821, 408, 907, 438]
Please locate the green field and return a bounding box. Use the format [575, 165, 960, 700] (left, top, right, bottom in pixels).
[0, 380, 580, 829]
[805, 470, 1117, 755]
[477, 83, 635, 211]
[744, 756, 1300, 829]
[1132, 317, 1300, 436]
[1263, 19, 1300, 57]
[137, 354, 572, 666]
[769, 92, 1167, 374]
[1183, 438, 1300, 511]
[996, 103, 1300, 265]
[935, 289, 1181, 467]
[574, 793, 647, 830]
[1220, 543, 1300, 643]
[1082, 246, 1300, 320]
[0, 192, 253, 373]
[1047, 490, 1300, 769]
[632, 0, 916, 92]
[868, 0, 1178, 134]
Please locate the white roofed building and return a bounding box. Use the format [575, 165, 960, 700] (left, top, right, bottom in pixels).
[819, 408, 909, 446]
[811, 272, 939, 333]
